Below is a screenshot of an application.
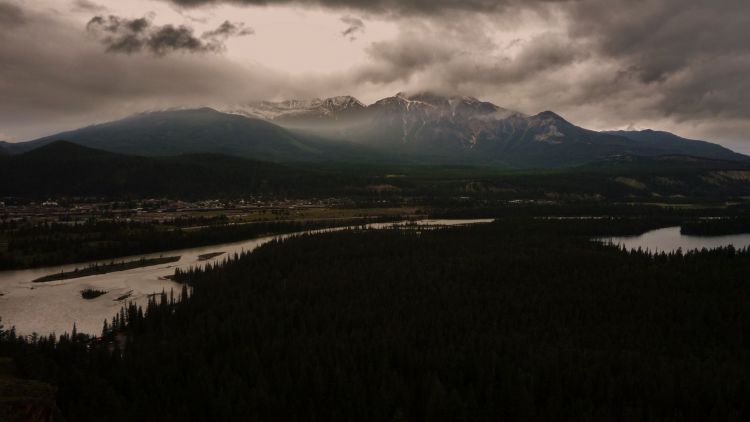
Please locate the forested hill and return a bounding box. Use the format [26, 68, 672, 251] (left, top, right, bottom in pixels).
[3, 141, 750, 201]
[2, 219, 749, 421]
[0, 141, 358, 198]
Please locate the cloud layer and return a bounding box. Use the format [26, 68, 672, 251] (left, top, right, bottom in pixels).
[86, 15, 253, 55]
[1, 0, 749, 152]
[165, 0, 555, 16]
[340, 15, 364, 40]
[161, 0, 750, 125]
[0, 1, 286, 140]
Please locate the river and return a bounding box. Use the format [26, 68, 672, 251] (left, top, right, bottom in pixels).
[598, 226, 750, 254]
[0, 219, 493, 336]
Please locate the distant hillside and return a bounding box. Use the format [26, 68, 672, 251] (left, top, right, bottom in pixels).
[604, 130, 744, 162]
[12, 108, 383, 163]
[3, 141, 750, 201]
[0, 141, 359, 198]
[586, 153, 750, 171]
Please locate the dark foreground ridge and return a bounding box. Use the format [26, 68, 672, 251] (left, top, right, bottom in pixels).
[2, 219, 748, 421]
[0, 358, 62, 421]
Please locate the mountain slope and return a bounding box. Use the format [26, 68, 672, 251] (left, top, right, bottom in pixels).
[14, 108, 380, 162]
[358, 95, 747, 167]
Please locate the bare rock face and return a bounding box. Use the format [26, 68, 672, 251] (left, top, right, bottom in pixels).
[229, 95, 367, 125]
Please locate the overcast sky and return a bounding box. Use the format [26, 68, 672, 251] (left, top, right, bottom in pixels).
[1, 0, 749, 153]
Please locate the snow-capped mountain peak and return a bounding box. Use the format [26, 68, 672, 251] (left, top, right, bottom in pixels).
[321, 96, 366, 112]
[226, 95, 366, 122]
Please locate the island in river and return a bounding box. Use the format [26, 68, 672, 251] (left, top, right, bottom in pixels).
[32, 256, 181, 283]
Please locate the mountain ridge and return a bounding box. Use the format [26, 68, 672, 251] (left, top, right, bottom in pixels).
[227, 92, 745, 166]
[6, 93, 747, 168]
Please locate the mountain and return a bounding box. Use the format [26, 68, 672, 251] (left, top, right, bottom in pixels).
[338, 93, 747, 167]
[351, 93, 517, 149]
[12, 108, 380, 162]
[341, 95, 636, 166]
[0, 141, 358, 198]
[230, 92, 748, 167]
[8, 94, 747, 169]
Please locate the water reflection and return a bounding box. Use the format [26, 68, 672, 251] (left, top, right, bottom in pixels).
[598, 226, 750, 254]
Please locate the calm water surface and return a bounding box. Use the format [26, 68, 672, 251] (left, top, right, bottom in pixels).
[598, 226, 750, 253]
[0, 219, 492, 335]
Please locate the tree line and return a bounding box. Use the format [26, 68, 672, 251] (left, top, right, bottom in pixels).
[0, 216, 398, 270]
[1, 218, 749, 421]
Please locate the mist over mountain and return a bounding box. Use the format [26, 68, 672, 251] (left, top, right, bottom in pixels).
[8, 93, 747, 169]
[10, 107, 382, 163]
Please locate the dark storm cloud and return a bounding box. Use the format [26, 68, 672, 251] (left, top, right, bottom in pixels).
[203, 20, 255, 38]
[354, 23, 584, 92]
[337, 0, 750, 140]
[87, 15, 253, 56]
[356, 34, 454, 83]
[149, 25, 211, 54]
[543, 0, 750, 128]
[340, 15, 364, 40]
[87, 15, 208, 55]
[2, 0, 750, 147]
[567, 0, 750, 81]
[162, 0, 750, 128]
[72, 0, 108, 13]
[164, 0, 557, 15]
[0, 1, 24, 26]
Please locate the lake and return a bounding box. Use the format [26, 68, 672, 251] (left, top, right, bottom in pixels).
[598, 226, 750, 254]
[0, 219, 493, 336]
